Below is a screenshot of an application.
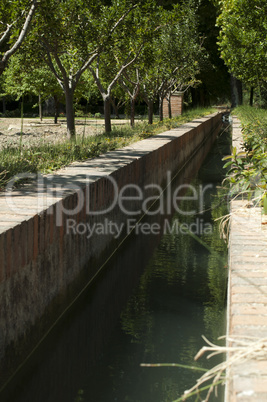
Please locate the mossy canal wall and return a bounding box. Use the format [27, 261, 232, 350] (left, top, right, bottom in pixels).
[0, 112, 223, 389]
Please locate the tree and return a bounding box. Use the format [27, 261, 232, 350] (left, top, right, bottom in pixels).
[156, 2, 202, 120]
[24, 0, 155, 139]
[120, 68, 140, 126]
[110, 87, 128, 120]
[2, 53, 62, 121]
[88, 1, 160, 132]
[138, 50, 163, 124]
[121, 9, 168, 125]
[0, 0, 37, 75]
[217, 0, 267, 87]
[25, 0, 104, 139]
[134, 1, 201, 124]
[89, 50, 141, 133]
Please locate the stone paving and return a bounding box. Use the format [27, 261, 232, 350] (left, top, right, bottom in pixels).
[226, 117, 267, 401]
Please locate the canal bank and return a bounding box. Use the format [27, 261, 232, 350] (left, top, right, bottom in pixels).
[0, 112, 223, 392]
[226, 117, 267, 401]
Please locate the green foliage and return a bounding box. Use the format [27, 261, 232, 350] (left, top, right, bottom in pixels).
[2, 53, 61, 100]
[217, 0, 267, 87]
[223, 106, 267, 205]
[1, 0, 221, 131]
[87, 0, 162, 131]
[138, 0, 203, 111]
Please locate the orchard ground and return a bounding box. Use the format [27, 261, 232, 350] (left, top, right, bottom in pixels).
[0, 116, 135, 149]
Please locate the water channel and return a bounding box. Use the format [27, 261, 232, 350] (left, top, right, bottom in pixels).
[3, 123, 231, 402]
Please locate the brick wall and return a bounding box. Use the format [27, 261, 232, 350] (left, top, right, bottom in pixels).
[163, 92, 184, 118]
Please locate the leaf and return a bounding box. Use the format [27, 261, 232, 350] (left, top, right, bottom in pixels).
[222, 155, 233, 161]
[223, 160, 234, 169]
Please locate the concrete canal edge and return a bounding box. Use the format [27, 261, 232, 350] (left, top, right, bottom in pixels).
[225, 117, 267, 401]
[0, 112, 223, 390]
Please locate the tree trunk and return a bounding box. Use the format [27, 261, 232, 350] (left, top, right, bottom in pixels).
[54, 95, 59, 124]
[65, 88, 75, 139]
[159, 96, 163, 121]
[39, 94, 43, 121]
[250, 87, 254, 107]
[231, 75, 243, 108]
[130, 99, 135, 127]
[130, 85, 140, 127]
[104, 96, 112, 133]
[165, 91, 172, 119]
[148, 100, 154, 124]
[168, 97, 172, 119]
[110, 97, 120, 119]
[113, 104, 120, 119]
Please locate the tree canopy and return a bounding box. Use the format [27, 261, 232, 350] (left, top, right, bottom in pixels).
[22, 0, 167, 137]
[217, 0, 267, 86]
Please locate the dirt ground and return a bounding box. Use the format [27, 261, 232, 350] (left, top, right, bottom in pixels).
[0, 117, 131, 149]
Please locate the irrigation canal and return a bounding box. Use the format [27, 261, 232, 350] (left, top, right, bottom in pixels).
[2, 122, 231, 402]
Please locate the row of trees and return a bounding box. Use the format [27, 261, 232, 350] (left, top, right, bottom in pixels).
[1, 0, 266, 139]
[1, 0, 204, 139]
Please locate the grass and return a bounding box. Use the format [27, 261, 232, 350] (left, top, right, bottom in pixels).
[222, 106, 267, 208]
[0, 107, 216, 190]
[234, 106, 267, 157]
[234, 105, 267, 128]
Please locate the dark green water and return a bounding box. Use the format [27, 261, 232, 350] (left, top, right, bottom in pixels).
[3, 126, 230, 402]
